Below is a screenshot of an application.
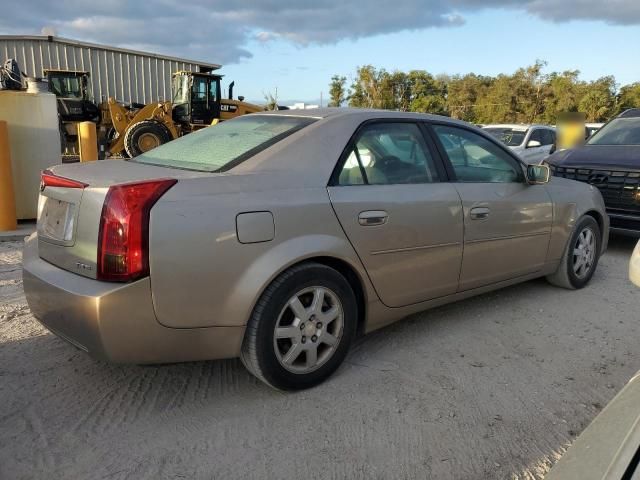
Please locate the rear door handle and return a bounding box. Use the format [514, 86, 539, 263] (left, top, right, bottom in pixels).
[470, 207, 490, 220]
[358, 210, 388, 226]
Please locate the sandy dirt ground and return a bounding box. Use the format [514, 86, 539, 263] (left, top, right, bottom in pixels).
[1, 236, 639, 480]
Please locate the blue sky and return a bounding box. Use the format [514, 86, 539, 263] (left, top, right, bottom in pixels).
[225, 9, 639, 103]
[2, 1, 639, 104]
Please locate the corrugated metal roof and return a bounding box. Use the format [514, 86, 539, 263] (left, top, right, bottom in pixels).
[0, 35, 221, 104]
[0, 35, 220, 70]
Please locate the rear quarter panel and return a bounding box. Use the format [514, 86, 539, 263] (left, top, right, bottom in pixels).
[148, 179, 377, 328]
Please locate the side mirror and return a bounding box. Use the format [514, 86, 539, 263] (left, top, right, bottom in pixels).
[526, 164, 550, 184]
[527, 139, 542, 148]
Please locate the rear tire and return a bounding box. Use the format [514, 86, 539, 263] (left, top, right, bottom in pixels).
[546, 215, 601, 289]
[123, 120, 172, 157]
[240, 263, 357, 390]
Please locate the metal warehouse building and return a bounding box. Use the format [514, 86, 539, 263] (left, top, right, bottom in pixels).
[0, 35, 220, 104]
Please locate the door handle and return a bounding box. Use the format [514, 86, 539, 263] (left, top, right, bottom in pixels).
[358, 210, 388, 226]
[470, 207, 490, 220]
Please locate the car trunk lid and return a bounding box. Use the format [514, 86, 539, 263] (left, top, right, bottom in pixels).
[37, 160, 210, 279]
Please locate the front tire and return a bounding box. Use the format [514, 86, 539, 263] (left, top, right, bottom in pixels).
[240, 263, 357, 390]
[123, 120, 172, 157]
[547, 215, 601, 289]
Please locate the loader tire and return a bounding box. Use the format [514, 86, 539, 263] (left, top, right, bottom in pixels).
[123, 120, 172, 157]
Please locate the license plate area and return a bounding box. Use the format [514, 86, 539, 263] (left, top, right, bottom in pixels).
[38, 195, 78, 245]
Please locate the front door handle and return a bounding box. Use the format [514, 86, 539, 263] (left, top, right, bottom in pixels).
[470, 207, 490, 220]
[358, 210, 388, 226]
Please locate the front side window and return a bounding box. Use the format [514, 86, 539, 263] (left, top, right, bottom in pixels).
[191, 77, 208, 102]
[529, 129, 554, 146]
[49, 75, 83, 99]
[133, 115, 316, 172]
[542, 129, 556, 146]
[529, 129, 544, 145]
[433, 125, 521, 183]
[172, 75, 190, 104]
[337, 123, 440, 185]
[208, 80, 218, 102]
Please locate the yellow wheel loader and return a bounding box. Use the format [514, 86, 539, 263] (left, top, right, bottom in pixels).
[43, 69, 101, 157]
[105, 71, 264, 157]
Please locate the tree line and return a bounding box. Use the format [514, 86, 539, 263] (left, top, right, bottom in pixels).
[328, 61, 640, 124]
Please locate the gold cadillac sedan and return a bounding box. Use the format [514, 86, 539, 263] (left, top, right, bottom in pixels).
[23, 109, 608, 390]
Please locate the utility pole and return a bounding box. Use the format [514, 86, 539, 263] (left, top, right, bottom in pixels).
[320, 91, 323, 108]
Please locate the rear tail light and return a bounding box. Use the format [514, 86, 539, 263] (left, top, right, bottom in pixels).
[41, 170, 88, 189]
[97, 179, 177, 282]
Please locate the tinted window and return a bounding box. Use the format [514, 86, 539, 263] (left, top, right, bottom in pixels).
[587, 118, 640, 146]
[542, 129, 556, 146]
[192, 76, 208, 102]
[529, 129, 554, 146]
[433, 125, 521, 183]
[49, 75, 83, 99]
[133, 115, 315, 172]
[529, 129, 544, 145]
[338, 123, 440, 185]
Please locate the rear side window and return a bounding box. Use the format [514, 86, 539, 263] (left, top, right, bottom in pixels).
[433, 125, 521, 183]
[132, 115, 316, 172]
[337, 122, 440, 185]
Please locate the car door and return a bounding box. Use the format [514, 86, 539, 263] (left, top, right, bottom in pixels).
[521, 128, 546, 163]
[327, 121, 464, 308]
[540, 128, 556, 161]
[430, 123, 553, 291]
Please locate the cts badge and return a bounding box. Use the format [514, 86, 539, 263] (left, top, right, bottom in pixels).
[75, 262, 93, 272]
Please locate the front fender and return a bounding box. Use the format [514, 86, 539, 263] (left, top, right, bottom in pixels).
[545, 179, 609, 261]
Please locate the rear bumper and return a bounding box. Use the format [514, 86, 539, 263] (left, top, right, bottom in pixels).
[22, 234, 245, 364]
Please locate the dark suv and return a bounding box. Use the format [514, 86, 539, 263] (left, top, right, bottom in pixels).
[546, 109, 640, 235]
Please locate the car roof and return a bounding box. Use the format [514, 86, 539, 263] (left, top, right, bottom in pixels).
[618, 108, 640, 118]
[482, 123, 553, 130]
[252, 107, 474, 127]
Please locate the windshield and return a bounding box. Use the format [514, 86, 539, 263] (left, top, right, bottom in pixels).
[172, 75, 190, 105]
[132, 115, 316, 172]
[483, 127, 528, 147]
[587, 118, 640, 146]
[49, 75, 83, 99]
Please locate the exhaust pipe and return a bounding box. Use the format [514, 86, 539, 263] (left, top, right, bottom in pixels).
[228, 81, 235, 100]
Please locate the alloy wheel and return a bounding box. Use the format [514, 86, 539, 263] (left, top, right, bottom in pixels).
[572, 227, 596, 279]
[273, 286, 344, 374]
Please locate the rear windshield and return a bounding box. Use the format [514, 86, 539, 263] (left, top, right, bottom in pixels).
[587, 118, 640, 146]
[132, 115, 316, 172]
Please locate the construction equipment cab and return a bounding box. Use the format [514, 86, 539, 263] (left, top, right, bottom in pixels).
[44, 69, 100, 155]
[172, 71, 221, 128]
[171, 71, 262, 128]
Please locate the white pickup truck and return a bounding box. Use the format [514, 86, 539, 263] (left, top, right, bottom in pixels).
[483, 124, 556, 164]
